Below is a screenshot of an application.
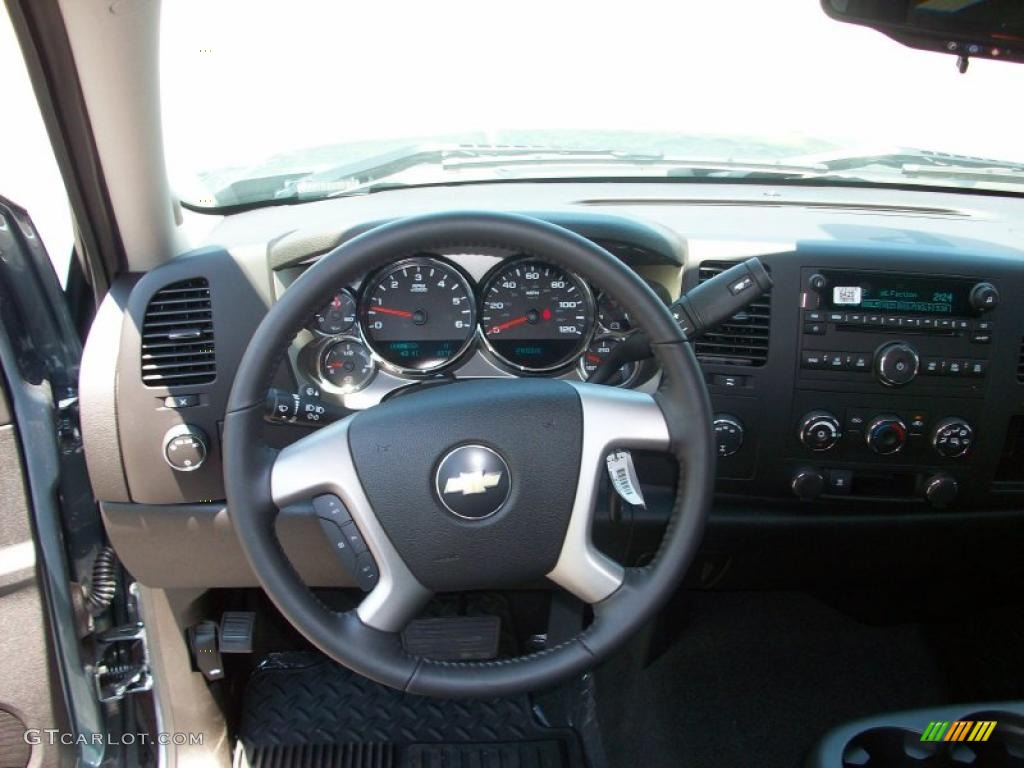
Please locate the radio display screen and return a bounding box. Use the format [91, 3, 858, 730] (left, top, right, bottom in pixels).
[821, 271, 973, 316]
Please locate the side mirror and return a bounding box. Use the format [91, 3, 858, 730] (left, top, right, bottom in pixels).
[821, 0, 1024, 72]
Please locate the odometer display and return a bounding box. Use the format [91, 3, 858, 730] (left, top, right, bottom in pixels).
[360, 257, 476, 373]
[480, 260, 594, 371]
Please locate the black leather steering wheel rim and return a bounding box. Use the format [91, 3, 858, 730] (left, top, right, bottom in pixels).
[223, 211, 715, 697]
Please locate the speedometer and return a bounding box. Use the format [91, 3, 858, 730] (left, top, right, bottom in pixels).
[480, 259, 594, 372]
[360, 257, 476, 374]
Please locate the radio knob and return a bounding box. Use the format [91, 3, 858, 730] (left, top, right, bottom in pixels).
[799, 410, 842, 452]
[713, 414, 744, 457]
[968, 282, 999, 313]
[932, 417, 973, 458]
[924, 474, 958, 508]
[865, 415, 908, 455]
[163, 424, 209, 472]
[792, 467, 825, 500]
[875, 342, 919, 387]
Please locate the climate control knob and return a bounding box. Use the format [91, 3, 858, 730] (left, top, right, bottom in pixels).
[865, 415, 908, 455]
[932, 417, 973, 458]
[875, 342, 919, 387]
[799, 410, 842, 452]
[713, 414, 744, 457]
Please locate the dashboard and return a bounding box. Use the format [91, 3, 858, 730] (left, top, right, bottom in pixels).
[78, 181, 1024, 588]
[281, 248, 672, 411]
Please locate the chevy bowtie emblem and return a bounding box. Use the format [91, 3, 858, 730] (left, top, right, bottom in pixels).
[444, 470, 503, 496]
[435, 445, 511, 519]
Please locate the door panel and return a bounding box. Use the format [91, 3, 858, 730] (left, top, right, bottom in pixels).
[0, 383, 69, 768]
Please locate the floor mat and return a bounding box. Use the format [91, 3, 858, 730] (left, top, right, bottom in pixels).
[595, 592, 948, 768]
[235, 652, 585, 768]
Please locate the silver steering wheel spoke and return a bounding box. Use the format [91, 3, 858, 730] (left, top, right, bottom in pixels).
[546, 382, 671, 604]
[271, 416, 431, 632]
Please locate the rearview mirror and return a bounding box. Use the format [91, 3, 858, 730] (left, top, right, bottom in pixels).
[822, 0, 1024, 70]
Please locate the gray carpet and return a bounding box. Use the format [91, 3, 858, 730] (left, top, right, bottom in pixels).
[595, 592, 948, 768]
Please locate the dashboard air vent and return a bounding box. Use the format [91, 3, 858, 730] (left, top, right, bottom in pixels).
[692, 261, 771, 367]
[140, 278, 215, 386]
[1018, 337, 1024, 382]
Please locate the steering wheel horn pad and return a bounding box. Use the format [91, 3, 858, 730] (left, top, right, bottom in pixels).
[348, 377, 582, 593]
[224, 211, 715, 697]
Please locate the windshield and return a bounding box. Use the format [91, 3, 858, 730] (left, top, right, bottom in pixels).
[160, 1, 1024, 208]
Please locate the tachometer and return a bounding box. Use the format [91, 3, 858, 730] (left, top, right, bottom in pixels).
[360, 257, 476, 373]
[480, 260, 594, 372]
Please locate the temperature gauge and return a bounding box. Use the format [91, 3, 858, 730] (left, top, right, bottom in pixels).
[597, 292, 633, 334]
[578, 336, 638, 387]
[320, 339, 375, 393]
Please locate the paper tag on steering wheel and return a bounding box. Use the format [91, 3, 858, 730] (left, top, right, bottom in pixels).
[606, 450, 646, 508]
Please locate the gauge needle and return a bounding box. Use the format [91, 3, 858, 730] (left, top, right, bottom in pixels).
[372, 306, 414, 318]
[490, 315, 529, 333]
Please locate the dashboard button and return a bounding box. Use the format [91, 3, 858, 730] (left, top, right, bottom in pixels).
[801, 351, 827, 369]
[164, 394, 199, 409]
[805, 310, 825, 322]
[846, 353, 870, 371]
[920, 318, 937, 330]
[711, 373, 748, 388]
[943, 360, 964, 376]
[970, 331, 992, 344]
[848, 313, 865, 324]
[936, 319, 954, 331]
[804, 322, 826, 335]
[875, 342, 919, 387]
[340, 521, 368, 554]
[899, 317, 920, 329]
[354, 553, 380, 591]
[908, 412, 928, 435]
[313, 494, 352, 526]
[827, 469, 853, 495]
[826, 353, 846, 370]
[922, 358, 942, 375]
[827, 312, 847, 323]
[317, 517, 358, 573]
[966, 360, 987, 377]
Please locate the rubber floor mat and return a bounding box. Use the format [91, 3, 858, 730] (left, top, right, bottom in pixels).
[235, 652, 583, 768]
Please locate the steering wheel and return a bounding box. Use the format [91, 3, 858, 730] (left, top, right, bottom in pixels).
[224, 211, 714, 697]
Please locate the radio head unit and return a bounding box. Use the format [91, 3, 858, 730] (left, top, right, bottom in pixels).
[821, 271, 977, 317]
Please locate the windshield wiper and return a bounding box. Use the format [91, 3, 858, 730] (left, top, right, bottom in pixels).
[792, 147, 1024, 186]
[268, 143, 828, 201]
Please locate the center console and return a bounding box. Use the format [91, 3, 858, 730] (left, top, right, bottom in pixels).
[788, 267, 997, 506]
[698, 243, 1024, 511]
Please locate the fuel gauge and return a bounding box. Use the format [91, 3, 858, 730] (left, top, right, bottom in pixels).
[313, 290, 357, 335]
[320, 339, 375, 393]
[578, 336, 638, 387]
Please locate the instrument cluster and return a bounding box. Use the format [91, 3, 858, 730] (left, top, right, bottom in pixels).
[301, 253, 645, 395]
